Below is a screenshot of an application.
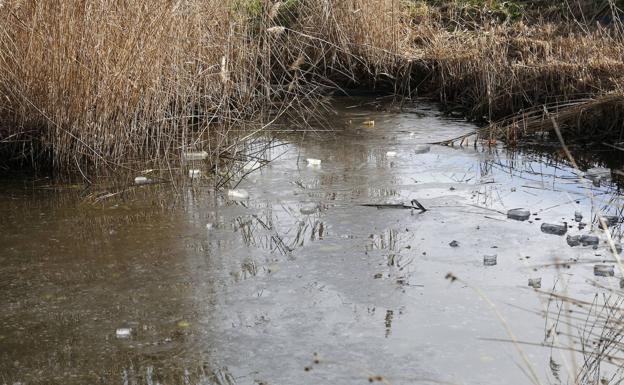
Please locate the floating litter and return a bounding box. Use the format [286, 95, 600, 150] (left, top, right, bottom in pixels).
[306, 158, 321, 166]
[507, 208, 530, 221]
[362, 120, 375, 127]
[574, 211, 583, 222]
[528, 278, 542, 288]
[227, 189, 249, 200]
[243, 161, 262, 172]
[183, 151, 209, 161]
[599, 216, 619, 228]
[580, 234, 599, 246]
[483, 255, 497, 266]
[386, 151, 397, 157]
[116, 328, 132, 339]
[134, 176, 150, 185]
[566, 235, 580, 247]
[188, 169, 201, 179]
[206, 223, 213, 230]
[594, 264, 615, 277]
[413, 145, 430, 154]
[300, 203, 319, 215]
[541, 223, 567, 236]
[585, 167, 611, 184]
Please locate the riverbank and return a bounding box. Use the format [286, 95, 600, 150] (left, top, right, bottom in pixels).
[0, 1, 622, 173]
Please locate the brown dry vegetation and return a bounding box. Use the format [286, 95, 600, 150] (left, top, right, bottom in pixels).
[0, 0, 623, 173]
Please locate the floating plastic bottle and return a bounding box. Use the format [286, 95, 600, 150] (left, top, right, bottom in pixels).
[134, 176, 150, 185]
[483, 255, 497, 266]
[528, 278, 542, 288]
[413, 145, 430, 154]
[300, 203, 319, 215]
[362, 120, 375, 127]
[507, 208, 530, 221]
[540, 223, 567, 236]
[594, 264, 615, 277]
[188, 169, 201, 179]
[386, 151, 397, 157]
[116, 328, 132, 339]
[227, 189, 249, 200]
[306, 158, 321, 166]
[183, 151, 209, 161]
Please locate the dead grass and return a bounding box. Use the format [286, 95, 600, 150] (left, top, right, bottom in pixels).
[0, 0, 402, 173]
[401, 1, 624, 142]
[0, 0, 623, 172]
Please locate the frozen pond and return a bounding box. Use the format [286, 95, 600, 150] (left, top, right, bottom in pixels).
[1, 98, 624, 384]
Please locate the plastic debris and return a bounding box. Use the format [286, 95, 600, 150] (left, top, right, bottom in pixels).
[574, 211, 583, 222]
[206, 223, 213, 230]
[134, 176, 150, 185]
[362, 120, 375, 127]
[227, 189, 249, 200]
[620, 278, 624, 289]
[413, 145, 431, 154]
[528, 278, 542, 288]
[585, 167, 611, 184]
[541, 223, 567, 236]
[594, 264, 615, 277]
[360, 199, 426, 212]
[188, 169, 201, 179]
[507, 208, 530, 221]
[243, 161, 262, 172]
[580, 235, 599, 246]
[300, 203, 319, 215]
[183, 151, 209, 161]
[115, 328, 132, 339]
[306, 158, 321, 166]
[534, 131, 550, 139]
[386, 151, 397, 157]
[598, 216, 619, 228]
[566, 235, 581, 247]
[449, 240, 459, 248]
[483, 255, 497, 266]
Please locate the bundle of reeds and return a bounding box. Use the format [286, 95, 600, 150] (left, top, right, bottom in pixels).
[0, 0, 403, 174]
